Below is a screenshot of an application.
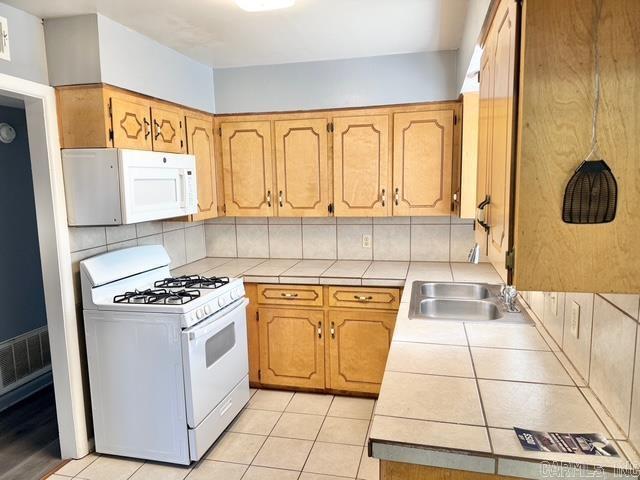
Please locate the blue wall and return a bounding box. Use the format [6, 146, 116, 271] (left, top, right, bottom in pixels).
[0, 105, 47, 342]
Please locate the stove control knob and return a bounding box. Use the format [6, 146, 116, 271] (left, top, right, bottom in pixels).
[204, 305, 212, 315]
[218, 297, 225, 307]
[230, 289, 239, 300]
[196, 309, 204, 319]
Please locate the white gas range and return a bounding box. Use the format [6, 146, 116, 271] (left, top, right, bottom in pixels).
[80, 245, 249, 465]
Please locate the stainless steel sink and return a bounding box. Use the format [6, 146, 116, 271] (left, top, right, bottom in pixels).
[417, 298, 502, 321]
[419, 282, 491, 300]
[408, 281, 533, 324]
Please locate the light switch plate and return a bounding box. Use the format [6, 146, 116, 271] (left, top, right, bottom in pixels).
[570, 301, 580, 339]
[0, 16, 10, 62]
[362, 234, 372, 249]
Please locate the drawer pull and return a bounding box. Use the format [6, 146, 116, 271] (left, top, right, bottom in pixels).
[354, 295, 373, 302]
[280, 292, 299, 298]
[317, 321, 322, 338]
[330, 321, 335, 339]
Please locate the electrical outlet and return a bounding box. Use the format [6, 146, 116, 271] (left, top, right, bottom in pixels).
[570, 301, 580, 339]
[550, 292, 558, 316]
[362, 234, 372, 248]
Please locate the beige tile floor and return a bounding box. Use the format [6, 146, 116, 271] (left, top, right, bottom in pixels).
[51, 390, 379, 480]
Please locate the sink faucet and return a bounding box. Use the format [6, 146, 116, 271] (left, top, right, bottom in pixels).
[467, 243, 480, 264]
[500, 285, 520, 313]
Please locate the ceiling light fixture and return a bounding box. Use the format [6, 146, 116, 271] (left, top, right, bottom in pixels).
[235, 0, 295, 12]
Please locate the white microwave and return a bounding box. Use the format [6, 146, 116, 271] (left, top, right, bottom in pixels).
[62, 149, 198, 226]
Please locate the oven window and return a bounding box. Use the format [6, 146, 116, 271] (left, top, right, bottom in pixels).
[205, 323, 236, 368]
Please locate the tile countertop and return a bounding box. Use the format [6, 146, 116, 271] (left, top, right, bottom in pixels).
[172, 257, 504, 286]
[172, 258, 635, 478]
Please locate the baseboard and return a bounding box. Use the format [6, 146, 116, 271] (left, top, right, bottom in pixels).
[0, 371, 53, 413]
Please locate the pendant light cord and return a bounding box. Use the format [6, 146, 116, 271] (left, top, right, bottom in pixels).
[586, 0, 603, 161]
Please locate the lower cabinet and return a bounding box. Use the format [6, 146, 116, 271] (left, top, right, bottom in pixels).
[328, 310, 396, 394]
[246, 283, 398, 395]
[258, 307, 325, 389]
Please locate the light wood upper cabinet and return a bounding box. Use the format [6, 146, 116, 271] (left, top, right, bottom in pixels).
[258, 307, 325, 389]
[151, 104, 185, 153]
[476, 0, 518, 283]
[110, 95, 152, 150]
[333, 114, 391, 216]
[221, 121, 274, 217]
[274, 118, 330, 217]
[185, 115, 217, 221]
[392, 110, 454, 216]
[327, 309, 395, 394]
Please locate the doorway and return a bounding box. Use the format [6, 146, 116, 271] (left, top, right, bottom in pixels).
[0, 96, 62, 478]
[0, 73, 91, 471]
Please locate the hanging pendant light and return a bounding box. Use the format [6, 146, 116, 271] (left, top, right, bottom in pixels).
[562, 0, 617, 224]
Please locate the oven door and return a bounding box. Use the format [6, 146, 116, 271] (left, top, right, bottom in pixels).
[119, 149, 197, 224]
[181, 298, 248, 428]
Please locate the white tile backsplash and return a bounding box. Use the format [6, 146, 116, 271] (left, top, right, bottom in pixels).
[205, 224, 238, 257]
[204, 217, 472, 263]
[269, 225, 302, 259]
[410, 224, 450, 261]
[373, 225, 410, 261]
[337, 224, 373, 260]
[105, 224, 137, 244]
[589, 296, 637, 436]
[163, 229, 187, 267]
[69, 226, 106, 251]
[236, 225, 269, 258]
[185, 225, 206, 263]
[302, 225, 337, 259]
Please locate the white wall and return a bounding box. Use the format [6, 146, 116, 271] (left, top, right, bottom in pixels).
[96, 15, 214, 112]
[213, 51, 458, 114]
[44, 14, 215, 113]
[44, 15, 101, 87]
[0, 2, 48, 85]
[456, 0, 491, 93]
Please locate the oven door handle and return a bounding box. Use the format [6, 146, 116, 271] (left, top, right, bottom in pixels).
[185, 298, 248, 341]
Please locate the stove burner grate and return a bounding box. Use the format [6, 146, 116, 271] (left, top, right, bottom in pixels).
[154, 275, 230, 289]
[113, 288, 201, 305]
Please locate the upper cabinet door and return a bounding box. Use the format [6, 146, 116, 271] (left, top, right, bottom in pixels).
[110, 96, 152, 150]
[221, 121, 274, 217]
[185, 115, 217, 221]
[274, 118, 329, 217]
[151, 105, 185, 153]
[392, 110, 454, 216]
[333, 115, 390, 216]
[485, 0, 518, 282]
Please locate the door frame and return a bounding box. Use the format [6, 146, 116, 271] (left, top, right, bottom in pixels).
[0, 73, 90, 459]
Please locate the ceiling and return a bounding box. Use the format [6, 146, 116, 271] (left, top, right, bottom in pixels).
[8, 0, 469, 68]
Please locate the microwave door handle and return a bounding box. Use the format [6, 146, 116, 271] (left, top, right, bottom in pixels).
[179, 170, 188, 208]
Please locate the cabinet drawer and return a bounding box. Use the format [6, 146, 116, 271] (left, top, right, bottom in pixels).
[328, 287, 400, 310]
[257, 284, 323, 307]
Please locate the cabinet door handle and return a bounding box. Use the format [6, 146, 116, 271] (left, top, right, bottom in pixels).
[280, 292, 298, 298]
[354, 295, 373, 302]
[279, 190, 284, 208]
[330, 321, 335, 339]
[153, 119, 162, 140]
[144, 118, 151, 139]
[381, 188, 386, 207]
[267, 190, 272, 207]
[394, 187, 399, 206]
[317, 321, 322, 339]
